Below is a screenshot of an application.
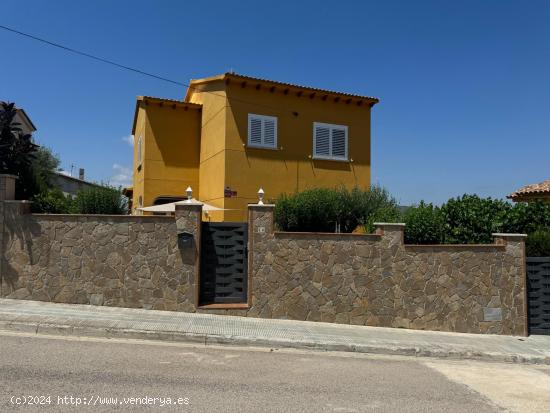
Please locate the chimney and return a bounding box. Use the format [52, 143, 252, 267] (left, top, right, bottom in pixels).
[79, 168, 85, 180]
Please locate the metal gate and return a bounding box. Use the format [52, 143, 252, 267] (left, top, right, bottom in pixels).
[199, 222, 248, 305]
[526, 257, 550, 335]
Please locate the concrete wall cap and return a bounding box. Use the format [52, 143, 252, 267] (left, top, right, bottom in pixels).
[248, 203, 275, 208]
[175, 202, 203, 208]
[0, 174, 18, 179]
[374, 222, 406, 227]
[492, 233, 528, 238]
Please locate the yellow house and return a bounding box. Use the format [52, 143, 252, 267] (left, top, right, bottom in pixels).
[130, 73, 379, 221]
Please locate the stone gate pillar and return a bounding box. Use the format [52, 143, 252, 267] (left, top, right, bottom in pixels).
[493, 233, 528, 336]
[247, 203, 275, 313]
[175, 202, 202, 308]
[0, 174, 17, 201]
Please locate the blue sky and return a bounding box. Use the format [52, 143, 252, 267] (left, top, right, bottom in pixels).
[1, 0, 548, 205]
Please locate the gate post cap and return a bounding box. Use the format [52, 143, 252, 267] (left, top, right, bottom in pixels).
[248, 203, 275, 208]
[492, 233, 527, 238]
[175, 202, 203, 211]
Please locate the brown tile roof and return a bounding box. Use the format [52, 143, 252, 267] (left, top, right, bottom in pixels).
[140, 95, 202, 108]
[508, 180, 550, 199]
[185, 73, 380, 104]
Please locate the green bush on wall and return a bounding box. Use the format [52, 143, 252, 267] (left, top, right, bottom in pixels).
[274, 185, 550, 254]
[274, 186, 400, 233]
[404, 196, 550, 253]
[439, 195, 510, 244]
[74, 186, 128, 215]
[31, 188, 74, 214]
[525, 229, 550, 257]
[501, 202, 550, 234]
[31, 185, 128, 215]
[404, 201, 443, 244]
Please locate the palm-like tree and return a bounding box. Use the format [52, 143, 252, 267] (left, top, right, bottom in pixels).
[0, 102, 37, 174]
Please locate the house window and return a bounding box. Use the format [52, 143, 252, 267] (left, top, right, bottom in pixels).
[137, 135, 142, 164]
[313, 122, 348, 161]
[248, 114, 277, 149]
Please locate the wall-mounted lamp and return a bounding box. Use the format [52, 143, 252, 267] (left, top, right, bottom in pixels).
[258, 187, 265, 205]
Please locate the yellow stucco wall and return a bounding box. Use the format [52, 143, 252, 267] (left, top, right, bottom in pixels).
[131, 99, 201, 213]
[131, 106, 145, 214]
[187, 80, 229, 222]
[221, 83, 372, 221]
[133, 76, 374, 221]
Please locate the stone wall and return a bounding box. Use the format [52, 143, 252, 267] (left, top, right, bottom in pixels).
[0, 199, 528, 336]
[0, 201, 200, 311]
[245, 206, 527, 335]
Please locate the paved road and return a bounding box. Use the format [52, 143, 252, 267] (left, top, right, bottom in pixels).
[0, 332, 549, 412]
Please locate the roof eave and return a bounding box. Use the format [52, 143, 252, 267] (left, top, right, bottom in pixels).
[17, 108, 37, 132]
[224, 73, 380, 104]
[131, 96, 202, 134]
[184, 74, 227, 102]
[184, 72, 380, 105]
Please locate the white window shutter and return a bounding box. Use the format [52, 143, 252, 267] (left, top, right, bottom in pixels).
[313, 122, 348, 160]
[263, 118, 276, 147]
[331, 127, 347, 158]
[314, 125, 331, 157]
[248, 114, 277, 148]
[249, 117, 262, 146]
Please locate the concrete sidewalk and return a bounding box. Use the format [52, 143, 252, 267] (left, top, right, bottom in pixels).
[0, 298, 548, 364]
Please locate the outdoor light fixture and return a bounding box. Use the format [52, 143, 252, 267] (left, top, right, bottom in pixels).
[258, 187, 265, 205]
[186, 186, 193, 202]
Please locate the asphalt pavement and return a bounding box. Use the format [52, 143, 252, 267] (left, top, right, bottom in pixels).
[3, 331, 550, 412]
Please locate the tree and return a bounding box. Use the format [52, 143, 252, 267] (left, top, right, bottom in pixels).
[0, 102, 63, 199]
[24, 146, 61, 199]
[0, 102, 37, 173]
[0, 102, 38, 199]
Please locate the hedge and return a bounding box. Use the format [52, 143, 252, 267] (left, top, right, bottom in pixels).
[31, 185, 128, 215]
[404, 196, 550, 255]
[274, 186, 399, 233]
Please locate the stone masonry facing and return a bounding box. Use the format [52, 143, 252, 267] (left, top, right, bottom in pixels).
[0, 200, 527, 335]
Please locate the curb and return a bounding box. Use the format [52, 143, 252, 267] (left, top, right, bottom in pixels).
[0, 319, 548, 365]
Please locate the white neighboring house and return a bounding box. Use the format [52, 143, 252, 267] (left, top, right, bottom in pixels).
[52, 169, 102, 198]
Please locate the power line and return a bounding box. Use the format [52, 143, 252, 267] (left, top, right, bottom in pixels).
[0, 24, 188, 87]
[0, 24, 300, 115]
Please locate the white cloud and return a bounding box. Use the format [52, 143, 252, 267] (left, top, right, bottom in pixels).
[109, 164, 132, 187]
[122, 134, 134, 146]
[57, 170, 72, 177]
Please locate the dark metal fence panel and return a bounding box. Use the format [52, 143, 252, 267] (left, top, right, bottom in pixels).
[200, 222, 248, 305]
[526, 257, 550, 335]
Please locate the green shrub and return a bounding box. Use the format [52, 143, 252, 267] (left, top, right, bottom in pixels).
[526, 229, 550, 257]
[404, 202, 443, 244]
[274, 186, 400, 233]
[502, 202, 550, 234]
[439, 195, 510, 244]
[275, 188, 338, 232]
[363, 204, 402, 233]
[31, 188, 74, 214]
[73, 186, 128, 215]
